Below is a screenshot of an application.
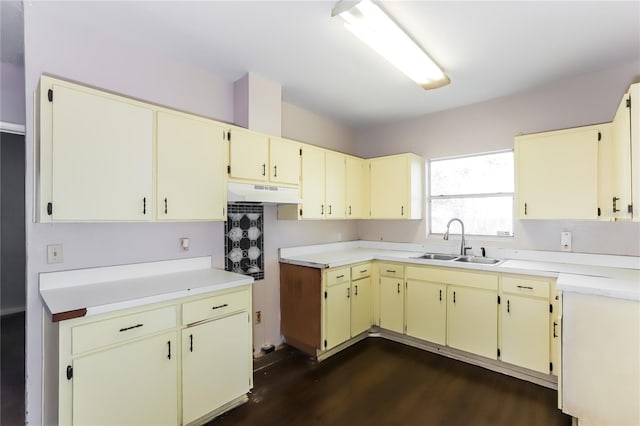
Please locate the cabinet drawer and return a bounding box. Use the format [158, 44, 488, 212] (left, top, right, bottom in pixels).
[351, 263, 372, 281]
[501, 276, 550, 298]
[378, 263, 404, 278]
[182, 288, 250, 325]
[325, 267, 350, 286]
[72, 306, 177, 354]
[407, 266, 498, 291]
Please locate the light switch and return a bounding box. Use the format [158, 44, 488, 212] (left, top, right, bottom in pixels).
[180, 238, 190, 251]
[560, 232, 572, 252]
[47, 244, 64, 264]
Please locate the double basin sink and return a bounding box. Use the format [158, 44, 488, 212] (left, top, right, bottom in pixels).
[412, 253, 502, 265]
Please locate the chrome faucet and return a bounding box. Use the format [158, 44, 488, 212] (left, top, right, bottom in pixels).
[444, 218, 472, 256]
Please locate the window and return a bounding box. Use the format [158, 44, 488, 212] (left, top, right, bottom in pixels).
[429, 151, 514, 237]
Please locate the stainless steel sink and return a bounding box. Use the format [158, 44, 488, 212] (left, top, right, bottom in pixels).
[414, 253, 460, 261]
[454, 256, 502, 265]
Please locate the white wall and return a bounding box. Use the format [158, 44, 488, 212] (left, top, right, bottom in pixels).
[357, 61, 640, 256]
[0, 61, 26, 125]
[23, 5, 358, 425]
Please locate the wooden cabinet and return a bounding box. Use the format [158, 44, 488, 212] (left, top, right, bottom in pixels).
[39, 76, 154, 222]
[447, 285, 498, 360]
[182, 312, 251, 424]
[156, 110, 227, 221]
[369, 153, 423, 219]
[345, 156, 368, 219]
[405, 277, 446, 345]
[325, 151, 346, 219]
[499, 275, 551, 374]
[515, 125, 603, 220]
[56, 286, 252, 426]
[350, 263, 373, 336]
[378, 264, 405, 334]
[72, 330, 178, 425]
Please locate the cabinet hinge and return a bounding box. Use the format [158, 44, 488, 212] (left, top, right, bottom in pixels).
[627, 98, 631, 108]
[66, 365, 73, 380]
[497, 348, 501, 358]
[47, 202, 53, 216]
[497, 295, 501, 304]
[628, 204, 634, 214]
[550, 304, 553, 313]
[550, 362, 553, 372]
[324, 291, 327, 299]
[227, 165, 231, 174]
[597, 131, 602, 141]
[47, 89, 53, 102]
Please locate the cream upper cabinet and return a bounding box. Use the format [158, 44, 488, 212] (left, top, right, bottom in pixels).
[515, 125, 602, 220]
[228, 127, 270, 182]
[156, 110, 227, 221]
[325, 151, 346, 219]
[370, 153, 423, 219]
[629, 84, 640, 221]
[182, 312, 251, 425]
[447, 285, 498, 360]
[39, 76, 153, 222]
[72, 330, 178, 425]
[299, 144, 326, 219]
[346, 156, 369, 219]
[406, 278, 447, 346]
[269, 137, 301, 186]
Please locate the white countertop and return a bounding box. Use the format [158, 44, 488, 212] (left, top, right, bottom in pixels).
[40, 256, 254, 320]
[279, 241, 640, 301]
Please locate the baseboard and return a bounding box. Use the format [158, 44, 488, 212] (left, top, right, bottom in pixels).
[1, 307, 25, 317]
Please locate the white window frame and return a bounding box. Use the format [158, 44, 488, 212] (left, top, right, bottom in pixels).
[427, 150, 515, 238]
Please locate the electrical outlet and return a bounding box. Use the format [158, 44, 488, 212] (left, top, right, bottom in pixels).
[47, 244, 64, 264]
[180, 237, 190, 251]
[255, 311, 262, 324]
[561, 232, 572, 252]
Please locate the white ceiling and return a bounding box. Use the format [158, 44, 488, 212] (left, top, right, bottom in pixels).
[3, 1, 640, 128]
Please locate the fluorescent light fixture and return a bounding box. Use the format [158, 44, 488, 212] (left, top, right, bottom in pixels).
[332, 0, 450, 90]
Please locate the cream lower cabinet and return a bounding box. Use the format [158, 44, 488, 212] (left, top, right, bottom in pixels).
[500, 275, 552, 374]
[350, 263, 373, 336]
[378, 263, 405, 334]
[182, 312, 251, 424]
[73, 330, 178, 425]
[405, 278, 446, 345]
[447, 285, 498, 360]
[324, 268, 351, 350]
[56, 286, 252, 426]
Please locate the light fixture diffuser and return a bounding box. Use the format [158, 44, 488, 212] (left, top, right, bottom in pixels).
[332, 0, 450, 90]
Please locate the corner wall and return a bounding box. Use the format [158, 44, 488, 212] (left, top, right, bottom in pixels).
[356, 61, 640, 256]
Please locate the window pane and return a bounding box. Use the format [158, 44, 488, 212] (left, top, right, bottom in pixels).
[430, 152, 513, 196]
[431, 197, 513, 236]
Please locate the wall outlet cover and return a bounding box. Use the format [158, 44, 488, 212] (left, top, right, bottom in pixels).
[560, 231, 572, 252]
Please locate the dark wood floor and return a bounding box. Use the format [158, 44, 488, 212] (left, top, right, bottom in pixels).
[1, 312, 25, 426]
[209, 339, 571, 426]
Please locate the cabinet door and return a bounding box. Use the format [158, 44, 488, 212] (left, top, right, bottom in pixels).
[182, 312, 251, 425]
[270, 137, 300, 186]
[157, 111, 227, 221]
[602, 94, 632, 219]
[346, 156, 368, 218]
[300, 145, 326, 219]
[379, 277, 404, 333]
[229, 128, 269, 182]
[370, 156, 408, 219]
[406, 280, 446, 345]
[351, 277, 372, 336]
[501, 295, 549, 373]
[515, 127, 600, 219]
[72, 331, 178, 425]
[48, 83, 153, 221]
[325, 151, 346, 219]
[447, 286, 497, 359]
[325, 281, 351, 350]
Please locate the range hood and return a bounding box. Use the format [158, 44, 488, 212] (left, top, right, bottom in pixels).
[227, 182, 301, 204]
